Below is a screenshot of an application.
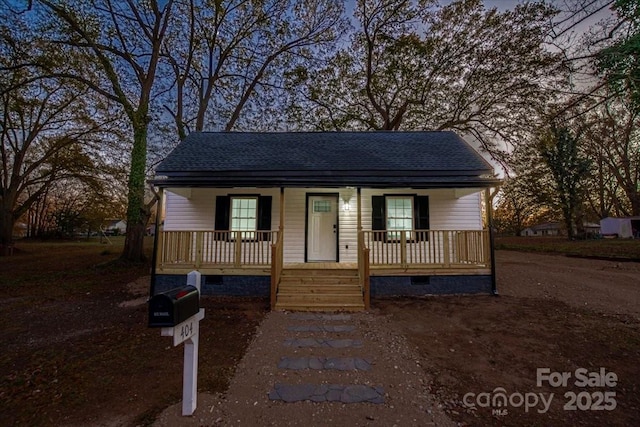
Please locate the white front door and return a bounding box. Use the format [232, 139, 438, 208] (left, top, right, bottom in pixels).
[307, 195, 338, 262]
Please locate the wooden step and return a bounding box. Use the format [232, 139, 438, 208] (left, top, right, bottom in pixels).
[276, 291, 365, 311]
[282, 268, 358, 277]
[276, 267, 364, 311]
[277, 293, 363, 304]
[275, 302, 365, 312]
[279, 276, 360, 285]
[278, 285, 362, 294]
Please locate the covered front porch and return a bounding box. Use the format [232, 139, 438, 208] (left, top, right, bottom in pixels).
[154, 224, 492, 310]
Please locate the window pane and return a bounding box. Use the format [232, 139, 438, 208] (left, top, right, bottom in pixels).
[231, 197, 257, 232]
[386, 197, 413, 237]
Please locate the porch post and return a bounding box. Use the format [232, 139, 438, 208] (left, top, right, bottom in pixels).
[279, 187, 284, 262]
[485, 188, 498, 296]
[150, 186, 164, 297]
[357, 187, 371, 309]
[279, 187, 285, 235]
[270, 187, 285, 310]
[357, 187, 362, 232]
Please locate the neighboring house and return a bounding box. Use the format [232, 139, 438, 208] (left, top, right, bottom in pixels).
[151, 131, 501, 311]
[520, 222, 563, 237]
[104, 220, 127, 235]
[600, 217, 640, 238]
[583, 222, 601, 235]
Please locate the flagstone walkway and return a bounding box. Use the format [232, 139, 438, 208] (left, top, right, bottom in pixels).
[153, 310, 454, 426]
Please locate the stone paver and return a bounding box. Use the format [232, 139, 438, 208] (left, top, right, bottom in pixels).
[278, 356, 372, 371]
[283, 337, 363, 348]
[268, 383, 384, 404]
[272, 314, 379, 405]
[289, 313, 352, 321]
[287, 324, 356, 332]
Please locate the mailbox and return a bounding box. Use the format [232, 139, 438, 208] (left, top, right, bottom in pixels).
[149, 285, 199, 327]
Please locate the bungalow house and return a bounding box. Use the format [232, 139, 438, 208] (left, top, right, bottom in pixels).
[151, 131, 501, 311]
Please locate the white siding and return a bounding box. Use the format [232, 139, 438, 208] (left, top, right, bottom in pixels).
[427, 190, 483, 230]
[163, 187, 483, 264]
[163, 188, 280, 231]
[359, 189, 483, 230]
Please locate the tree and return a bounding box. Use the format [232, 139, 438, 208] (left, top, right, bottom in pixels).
[0, 10, 113, 254]
[580, 96, 640, 215]
[493, 177, 542, 236]
[287, 0, 563, 156]
[163, 0, 347, 139]
[535, 126, 591, 239]
[37, 0, 175, 261]
[597, 0, 640, 110]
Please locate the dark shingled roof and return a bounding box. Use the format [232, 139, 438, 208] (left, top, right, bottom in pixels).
[154, 131, 499, 188]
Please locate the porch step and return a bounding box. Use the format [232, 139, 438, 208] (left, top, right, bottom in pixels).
[275, 268, 364, 312]
[279, 276, 360, 285]
[275, 301, 366, 312]
[278, 284, 362, 294]
[282, 268, 359, 277]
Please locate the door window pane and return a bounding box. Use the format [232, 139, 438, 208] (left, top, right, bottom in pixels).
[313, 200, 331, 213]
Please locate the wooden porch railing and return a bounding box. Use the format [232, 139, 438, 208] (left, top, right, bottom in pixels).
[360, 229, 490, 268]
[270, 231, 284, 310]
[158, 229, 279, 269]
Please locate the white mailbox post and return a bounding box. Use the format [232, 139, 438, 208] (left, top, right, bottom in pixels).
[159, 271, 204, 416]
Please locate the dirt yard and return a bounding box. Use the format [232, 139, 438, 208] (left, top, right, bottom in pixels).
[1, 242, 639, 426]
[0, 241, 268, 427]
[377, 250, 640, 426]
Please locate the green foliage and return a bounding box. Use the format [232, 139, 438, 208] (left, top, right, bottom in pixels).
[597, 0, 640, 111]
[535, 126, 591, 238]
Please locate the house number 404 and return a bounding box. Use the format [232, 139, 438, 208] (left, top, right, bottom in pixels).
[180, 322, 194, 339]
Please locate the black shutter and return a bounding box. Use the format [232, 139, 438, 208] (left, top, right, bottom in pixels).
[214, 196, 230, 240]
[372, 195, 386, 242]
[257, 196, 272, 241]
[414, 195, 430, 241]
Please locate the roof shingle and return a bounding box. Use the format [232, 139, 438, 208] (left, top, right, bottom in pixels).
[154, 131, 498, 188]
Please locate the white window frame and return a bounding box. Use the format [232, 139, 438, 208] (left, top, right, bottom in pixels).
[386, 196, 413, 241]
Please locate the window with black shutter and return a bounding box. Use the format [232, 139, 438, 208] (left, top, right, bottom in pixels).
[371, 195, 430, 241]
[214, 195, 272, 241]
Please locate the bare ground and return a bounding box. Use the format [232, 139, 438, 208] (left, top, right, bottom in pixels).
[153, 250, 640, 426]
[2, 244, 639, 426]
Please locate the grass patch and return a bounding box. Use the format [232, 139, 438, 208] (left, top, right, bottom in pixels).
[496, 236, 640, 259]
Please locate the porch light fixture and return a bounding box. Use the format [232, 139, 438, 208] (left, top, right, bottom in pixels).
[341, 187, 356, 211]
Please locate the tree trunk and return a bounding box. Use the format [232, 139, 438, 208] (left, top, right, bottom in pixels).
[562, 200, 575, 240]
[0, 206, 15, 256]
[121, 120, 149, 262]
